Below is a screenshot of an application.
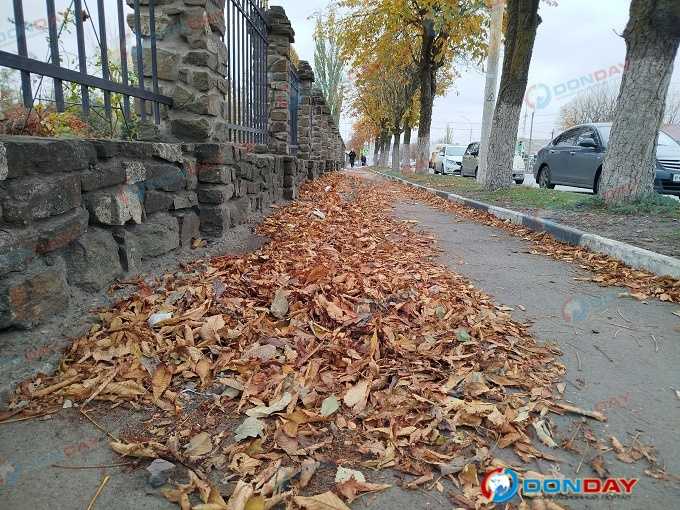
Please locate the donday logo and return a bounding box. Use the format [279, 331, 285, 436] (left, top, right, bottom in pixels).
[481, 468, 519, 503]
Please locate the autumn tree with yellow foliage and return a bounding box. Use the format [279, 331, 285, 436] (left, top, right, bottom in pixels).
[337, 0, 487, 172]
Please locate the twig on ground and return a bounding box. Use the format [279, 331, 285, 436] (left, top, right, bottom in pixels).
[650, 334, 659, 352]
[80, 409, 118, 442]
[575, 350, 582, 371]
[87, 475, 110, 510]
[552, 402, 607, 422]
[51, 462, 134, 470]
[0, 409, 58, 424]
[593, 345, 614, 363]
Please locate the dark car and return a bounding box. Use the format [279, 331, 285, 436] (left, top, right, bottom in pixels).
[533, 123, 680, 195]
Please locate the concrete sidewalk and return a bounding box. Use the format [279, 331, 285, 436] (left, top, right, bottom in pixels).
[387, 193, 680, 508]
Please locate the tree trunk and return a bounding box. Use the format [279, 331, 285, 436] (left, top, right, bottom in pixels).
[483, 0, 541, 191]
[382, 133, 393, 167]
[392, 129, 402, 172]
[373, 136, 380, 165]
[402, 125, 412, 170]
[415, 21, 437, 173]
[599, 0, 680, 203]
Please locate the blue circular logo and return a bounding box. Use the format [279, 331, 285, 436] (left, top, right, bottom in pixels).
[482, 468, 519, 503]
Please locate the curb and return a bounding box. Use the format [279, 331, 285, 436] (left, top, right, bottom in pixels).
[372, 170, 680, 280]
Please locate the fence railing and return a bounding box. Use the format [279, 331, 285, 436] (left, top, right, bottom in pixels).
[0, 0, 172, 132]
[225, 0, 269, 144]
[289, 63, 300, 153]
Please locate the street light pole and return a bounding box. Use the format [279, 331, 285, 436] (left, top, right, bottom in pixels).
[477, 0, 504, 183]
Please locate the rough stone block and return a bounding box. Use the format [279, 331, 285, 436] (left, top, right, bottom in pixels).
[80, 163, 126, 192]
[198, 164, 234, 184]
[34, 208, 89, 254]
[146, 190, 197, 213]
[144, 190, 174, 213]
[200, 204, 230, 237]
[152, 143, 184, 163]
[144, 162, 187, 191]
[174, 210, 200, 247]
[2, 174, 81, 225]
[0, 227, 36, 276]
[63, 227, 123, 292]
[195, 143, 235, 165]
[0, 258, 69, 329]
[198, 184, 234, 203]
[0, 143, 7, 181]
[127, 213, 180, 259]
[112, 229, 142, 274]
[1, 136, 97, 179]
[84, 186, 144, 226]
[170, 118, 212, 141]
[227, 197, 250, 226]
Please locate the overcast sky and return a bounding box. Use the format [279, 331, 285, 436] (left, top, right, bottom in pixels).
[3, 0, 679, 145]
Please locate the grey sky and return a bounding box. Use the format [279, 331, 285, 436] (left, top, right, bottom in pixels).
[3, 0, 679, 144]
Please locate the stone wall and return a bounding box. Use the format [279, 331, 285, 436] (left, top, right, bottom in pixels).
[0, 136, 333, 331]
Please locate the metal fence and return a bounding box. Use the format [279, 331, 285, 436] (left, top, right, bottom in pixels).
[225, 0, 269, 144]
[289, 64, 300, 153]
[0, 0, 172, 130]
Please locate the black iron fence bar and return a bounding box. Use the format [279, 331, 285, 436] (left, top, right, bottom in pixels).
[149, 0, 161, 124]
[116, 0, 131, 120]
[12, 0, 32, 108]
[73, 0, 90, 118]
[46, 0, 64, 112]
[0, 51, 172, 105]
[226, 1, 231, 140]
[133, 0, 146, 122]
[231, 0, 268, 42]
[224, 0, 268, 143]
[96, 0, 112, 123]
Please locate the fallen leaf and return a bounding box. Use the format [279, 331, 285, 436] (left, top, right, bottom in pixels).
[185, 432, 213, 458]
[320, 395, 340, 417]
[234, 417, 264, 442]
[293, 492, 350, 510]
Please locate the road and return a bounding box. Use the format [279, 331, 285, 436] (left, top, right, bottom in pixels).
[1, 170, 679, 509]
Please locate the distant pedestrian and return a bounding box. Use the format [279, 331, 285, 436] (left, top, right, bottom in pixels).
[348, 150, 357, 168]
[360, 154, 367, 166]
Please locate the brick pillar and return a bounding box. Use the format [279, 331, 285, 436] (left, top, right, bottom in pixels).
[131, 0, 229, 142]
[296, 61, 314, 160]
[266, 7, 295, 155]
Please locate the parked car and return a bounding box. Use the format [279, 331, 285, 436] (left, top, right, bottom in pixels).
[433, 145, 467, 174]
[533, 123, 680, 195]
[461, 142, 525, 184]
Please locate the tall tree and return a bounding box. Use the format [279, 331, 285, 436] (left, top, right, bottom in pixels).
[482, 0, 541, 190]
[598, 0, 680, 203]
[314, 12, 346, 123]
[337, 0, 486, 173]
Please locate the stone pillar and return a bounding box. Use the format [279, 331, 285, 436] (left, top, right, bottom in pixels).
[310, 87, 325, 161]
[266, 7, 295, 155]
[296, 61, 314, 161]
[321, 99, 333, 161]
[131, 0, 229, 143]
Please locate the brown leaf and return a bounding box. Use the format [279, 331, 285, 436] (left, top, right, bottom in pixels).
[152, 363, 172, 401]
[336, 479, 391, 503]
[293, 492, 350, 510]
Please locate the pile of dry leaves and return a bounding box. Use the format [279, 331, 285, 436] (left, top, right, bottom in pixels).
[5, 174, 625, 509]
[396, 183, 680, 304]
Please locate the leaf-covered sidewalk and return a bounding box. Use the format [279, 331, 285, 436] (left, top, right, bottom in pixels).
[3, 173, 664, 509]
